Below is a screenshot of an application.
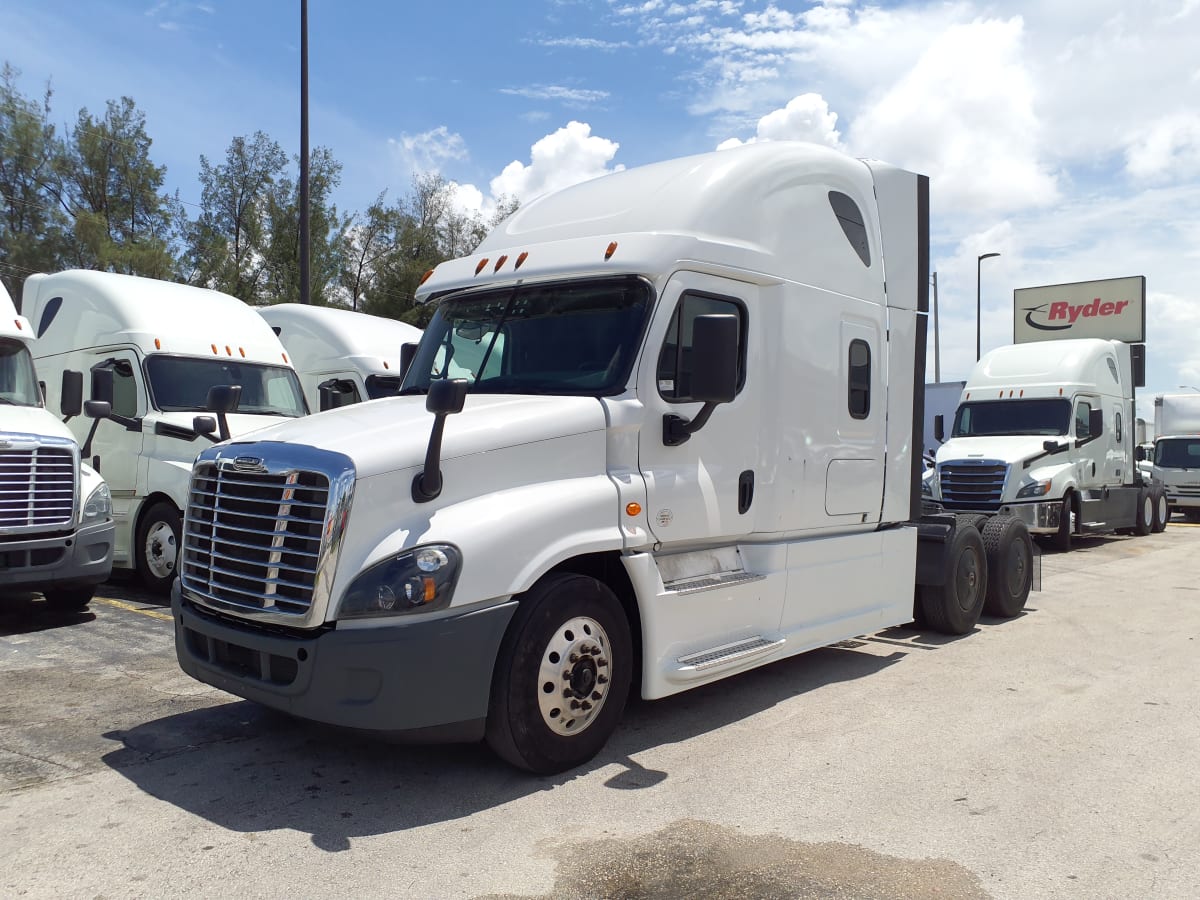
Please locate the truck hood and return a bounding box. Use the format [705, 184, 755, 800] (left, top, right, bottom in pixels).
[221, 394, 607, 480]
[1, 406, 77, 445]
[936, 435, 1067, 468]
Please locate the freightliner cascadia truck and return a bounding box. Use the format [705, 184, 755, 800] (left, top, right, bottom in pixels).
[170, 142, 1036, 773]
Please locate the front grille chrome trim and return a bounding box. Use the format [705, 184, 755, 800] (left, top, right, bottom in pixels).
[179, 442, 355, 629]
[938, 459, 1009, 512]
[0, 434, 80, 535]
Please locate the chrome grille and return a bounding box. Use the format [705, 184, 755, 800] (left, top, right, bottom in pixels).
[939, 461, 1008, 511]
[182, 463, 330, 616]
[0, 446, 76, 529]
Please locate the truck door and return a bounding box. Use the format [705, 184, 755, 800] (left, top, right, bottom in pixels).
[637, 272, 761, 547]
[1072, 395, 1103, 487]
[85, 350, 146, 558]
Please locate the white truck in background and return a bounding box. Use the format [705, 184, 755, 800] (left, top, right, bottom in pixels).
[20, 270, 308, 593]
[259, 304, 422, 412]
[1151, 393, 1200, 521]
[926, 338, 1167, 549]
[171, 142, 1036, 774]
[1, 280, 113, 610]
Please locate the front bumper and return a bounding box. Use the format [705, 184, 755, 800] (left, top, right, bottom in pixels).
[173, 583, 517, 740]
[0, 519, 115, 593]
[1164, 493, 1200, 509]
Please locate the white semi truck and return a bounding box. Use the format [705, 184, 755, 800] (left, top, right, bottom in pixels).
[258, 304, 422, 412]
[926, 339, 1167, 549]
[1, 280, 113, 609]
[20, 270, 308, 593]
[171, 142, 1036, 773]
[1151, 393, 1200, 521]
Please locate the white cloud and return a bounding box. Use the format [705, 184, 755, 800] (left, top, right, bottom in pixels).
[489, 121, 624, 204]
[1125, 114, 1200, 182]
[389, 126, 469, 175]
[717, 92, 843, 149]
[500, 85, 610, 105]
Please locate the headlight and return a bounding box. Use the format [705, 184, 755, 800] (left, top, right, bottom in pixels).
[339, 544, 461, 619]
[1016, 480, 1052, 499]
[82, 483, 112, 522]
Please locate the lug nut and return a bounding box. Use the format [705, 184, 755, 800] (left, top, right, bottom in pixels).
[580, 701, 593, 711]
[597, 659, 608, 668]
[570, 700, 580, 710]
[591, 691, 602, 701]
[597, 675, 608, 684]
[569, 653, 579, 663]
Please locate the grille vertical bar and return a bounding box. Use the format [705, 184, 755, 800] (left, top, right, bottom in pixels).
[0, 447, 76, 529]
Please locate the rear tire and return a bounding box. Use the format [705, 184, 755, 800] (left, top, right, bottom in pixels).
[136, 501, 182, 594]
[486, 572, 633, 774]
[981, 517, 1033, 618]
[1152, 489, 1169, 533]
[918, 523, 988, 635]
[43, 587, 94, 611]
[1134, 489, 1153, 536]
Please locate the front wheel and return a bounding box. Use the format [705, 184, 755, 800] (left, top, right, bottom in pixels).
[1152, 490, 1169, 533]
[486, 572, 633, 774]
[1051, 495, 1073, 552]
[136, 501, 182, 594]
[918, 523, 988, 635]
[43, 587, 95, 611]
[1134, 489, 1153, 536]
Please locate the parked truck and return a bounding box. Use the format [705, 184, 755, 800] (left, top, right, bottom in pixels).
[1151, 393, 1200, 521]
[258, 303, 422, 412]
[1, 280, 113, 609]
[925, 338, 1167, 549]
[20, 270, 308, 593]
[170, 142, 1036, 773]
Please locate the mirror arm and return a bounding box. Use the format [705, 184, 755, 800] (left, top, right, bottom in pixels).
[412, 413, 450, 503]
[80, 420, 102, 460]
[663, 401, 718, 447]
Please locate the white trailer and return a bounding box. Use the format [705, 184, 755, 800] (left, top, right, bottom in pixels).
[926, 339, 1167, 548]
[171, 142, 1035, 773]
[21, 270, 308, 592]
[1152, 393, 1200, 520]
[258, 304, 422, 412]
[1, 281, 113, 609]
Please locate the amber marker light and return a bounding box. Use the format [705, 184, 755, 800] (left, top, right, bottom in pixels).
[282, 353, 289, 364]
[226, 345, 233, 356]
[475, 258, 489, 275]
[515, 251, 528, 269]
[494, 255, 508, 272]
[605, 241, 618, 260]
[211, 343, 218, 354]
[13, 319, 22, 330]
[154, 338, 161, 349]
[626, 502, 642, 517]
[419, 268, 435, 286]
[239, 347, 246, 357]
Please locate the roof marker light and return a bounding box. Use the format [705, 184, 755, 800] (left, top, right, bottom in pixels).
[383, 361, 390, 370]
[239, 347, 246, 357]
[605, 241, 618, 260]
[154, 338, 161, 349]
[14, 319, 22, 330]
[226, 345, 232, 356]
[211, 343, 218, 354]
[475, 258, 489, 275]
[282, 353, 289, 364]
[494, 255, 508, 272]
[419, 268, 435, 286]
[515, 251, 528, 270]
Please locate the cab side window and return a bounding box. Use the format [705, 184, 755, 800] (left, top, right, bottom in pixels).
[1075, 400, 1094, 440]
[656, 292, 746, 401]
[92, 357, 139, 418]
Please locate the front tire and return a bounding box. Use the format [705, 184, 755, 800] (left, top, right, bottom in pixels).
[1051, 495, 1073, 552]
[1134, 489, 1153, 536]
[918, 523, 988, 635]
[43, 587, 95, 611]
[1152, 489, 1169, 533]
[486, 572, 633, 774]
[981, 516, 1033, 618]
[136, 501, 182, 594]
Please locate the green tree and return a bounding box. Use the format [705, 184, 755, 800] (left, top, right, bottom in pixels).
[55, 96, 177, 277]
[0, 64, 69, 296]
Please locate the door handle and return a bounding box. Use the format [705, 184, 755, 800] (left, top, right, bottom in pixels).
[738, 470, 754, 514]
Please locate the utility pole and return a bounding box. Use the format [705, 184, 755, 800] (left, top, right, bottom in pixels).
[931, 271, 940, 382]
[299, 0, 311, 304]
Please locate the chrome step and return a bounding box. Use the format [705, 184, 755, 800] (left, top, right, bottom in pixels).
[663, 570, 765, 595]
[677, 636, 783, 671]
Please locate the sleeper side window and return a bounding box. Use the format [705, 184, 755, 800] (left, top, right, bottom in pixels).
[848, 339, 871, 419]
[656, 292, 747, 402]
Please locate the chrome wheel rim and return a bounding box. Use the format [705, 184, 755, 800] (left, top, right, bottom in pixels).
[536, 616, 612, 736]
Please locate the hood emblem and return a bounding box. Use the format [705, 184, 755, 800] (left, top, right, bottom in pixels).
[232, 456, 267, 472]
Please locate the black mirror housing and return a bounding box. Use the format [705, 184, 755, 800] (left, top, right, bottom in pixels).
[427, 377, 468, 415]
[400, 342, 419, 380]
[934, 414, 945, 444]
[688, 314, 739, 404]
[91, 366, 115, 406]
[84, 400, 111, 419]
[1088, 408, 1103, 441]
[61, 370, 83, 418]
[205, 384, 242, 414]
[193, 415, 217, 436]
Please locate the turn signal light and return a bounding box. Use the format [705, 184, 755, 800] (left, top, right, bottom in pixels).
[626, 502, 642, 517]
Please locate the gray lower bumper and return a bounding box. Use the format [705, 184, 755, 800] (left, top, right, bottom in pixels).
[996, 500, 1062, 534]
[0, 519, 115, 593]
[1165, 494, 1200, 509]
[173, 583, 517, 740]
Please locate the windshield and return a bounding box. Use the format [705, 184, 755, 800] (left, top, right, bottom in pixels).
[1155, 437, 1200, 469]
[0, 338, 41, 407]
[953, 398, 1071, 437]
[146, 356, 306, 416]
[403, 276, 653, 397]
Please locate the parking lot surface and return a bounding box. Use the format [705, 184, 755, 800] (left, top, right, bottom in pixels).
[2, 523, 1198, 899]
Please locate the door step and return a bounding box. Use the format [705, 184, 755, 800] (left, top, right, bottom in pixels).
[663, 570, 765, 595]
[677, 635, 783, 671]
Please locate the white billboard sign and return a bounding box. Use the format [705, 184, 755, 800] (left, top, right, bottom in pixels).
[1013, 275, 1145, 343]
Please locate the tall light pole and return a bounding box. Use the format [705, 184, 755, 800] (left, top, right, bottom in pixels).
[931, 271, 940, 382]
[976, 252, 1000, 361]
[299, 0, 310, 304]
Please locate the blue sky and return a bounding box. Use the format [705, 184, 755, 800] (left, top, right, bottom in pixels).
[4, 0, 1200, 405]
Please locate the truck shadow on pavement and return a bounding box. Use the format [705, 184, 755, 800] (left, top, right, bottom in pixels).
[98, 637, 922, 851]
[0, 594, 96, 635]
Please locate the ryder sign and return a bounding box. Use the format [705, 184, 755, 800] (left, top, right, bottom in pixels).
[1014, 275, 1145, 343]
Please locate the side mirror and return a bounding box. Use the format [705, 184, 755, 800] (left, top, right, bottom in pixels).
[934, 414, 945, 444]
[1087, 408, 1103, 442]
[61, 370, 83, 419]
[400, 342, 419, 380]
[192, 416, 218, 441]
[412, 378, 469, 503]
[1135, 444, 1146, 462]
[91, 366, 115, 406]
[317, 378, 358, 411]
[663, 314, 738, 446]
[84, 400, 111, 419]
[205, 384, 242, 442]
